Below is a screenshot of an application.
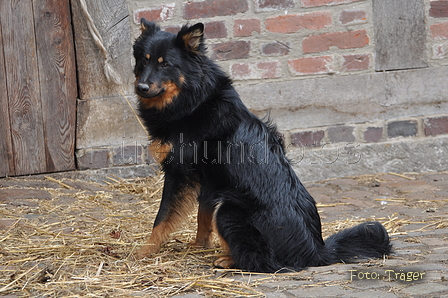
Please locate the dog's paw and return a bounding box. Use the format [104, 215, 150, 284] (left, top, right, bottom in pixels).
[213, 256, 235, 269]
[188, 238, 212, 248]
[134, 244, 160, 259]
[188, 240, 204, 248]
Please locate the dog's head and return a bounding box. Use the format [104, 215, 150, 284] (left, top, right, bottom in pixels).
[133, 19, 205, 110]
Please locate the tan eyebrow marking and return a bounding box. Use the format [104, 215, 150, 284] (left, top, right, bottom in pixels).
[146, 54, 151, 60]
[158, 57, 164, 63]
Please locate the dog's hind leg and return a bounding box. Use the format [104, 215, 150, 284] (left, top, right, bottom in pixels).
[213, 201, 283, 272]
[136, 177, 199, 258]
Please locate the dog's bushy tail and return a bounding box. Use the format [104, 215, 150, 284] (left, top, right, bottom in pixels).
[324, 221, 392, 263]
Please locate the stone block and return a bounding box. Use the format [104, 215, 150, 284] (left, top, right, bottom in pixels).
[401, 283, 448, 296]
[236, 66, 448, 131]
[387, 120, 418, 138]
[288, 136, 448, 182]
[76, 96, 149, 149]
[76, 148, 110, 170]
[112, 144, 144, 166]
[328, 126, 355, 143]
[0, 189, 52, 201]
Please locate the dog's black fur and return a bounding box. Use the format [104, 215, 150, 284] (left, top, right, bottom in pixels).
[133, 19, 392, 272]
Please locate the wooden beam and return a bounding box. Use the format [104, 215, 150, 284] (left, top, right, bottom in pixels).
[373, 0, 428, 71]
[33, 0, 77, 172]
[71, 0, 134, 99]
[0, 23, 15, 177]
[0, 0, 46, 175]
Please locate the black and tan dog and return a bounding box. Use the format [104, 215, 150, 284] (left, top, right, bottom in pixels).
[132, 19, 391, 272]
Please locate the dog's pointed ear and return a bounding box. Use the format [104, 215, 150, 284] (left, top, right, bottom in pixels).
[140, 18, 160, 36]
[176, 23, 204, 53]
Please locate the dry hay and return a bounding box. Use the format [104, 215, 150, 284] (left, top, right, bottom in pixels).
[0, 172, 446, 297]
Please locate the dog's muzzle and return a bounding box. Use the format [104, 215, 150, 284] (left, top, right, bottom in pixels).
[136, 83, 165, 98]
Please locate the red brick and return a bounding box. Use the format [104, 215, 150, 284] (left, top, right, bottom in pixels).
[339, 9, 367, 25]
[209, 41, 250, 61]
[302, 30, 369, 53]
[301, 0, 364, 7]
[430, 1, 448, 18]
[261, 41, 290, 56]
[204, 21, 227, 39]
[231, 61, 280, 80]
[288, 56, 333, 75]
[134, 4, 175, 23]
[364, 127, 383, 143]
[255, 0, 295, 11]
[234, 19, 261, 37]
[163, 25, 182, 34]
[342, 54, 370, 71]
[257, 61, 280, 79]
[291, 130, 325, 147]
[424, 116, 448, 136]
[231, 63, 251, 78]
[431, 22, 448, 39]
[265, 11, 332, 34]
[183, 0, 248, 19]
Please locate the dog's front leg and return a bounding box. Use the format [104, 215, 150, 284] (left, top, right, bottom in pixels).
[189, 202, 214, 248]
[136, 176, 199, 258]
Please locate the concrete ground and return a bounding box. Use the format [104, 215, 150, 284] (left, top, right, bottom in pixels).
[0, 170, 447, 297]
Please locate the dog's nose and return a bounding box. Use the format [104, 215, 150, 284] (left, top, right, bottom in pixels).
[137, 83, 150, 94]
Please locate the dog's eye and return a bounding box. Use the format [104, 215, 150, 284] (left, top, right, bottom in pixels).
[160, 61, 170, 68]
[142, 58, 150, 66]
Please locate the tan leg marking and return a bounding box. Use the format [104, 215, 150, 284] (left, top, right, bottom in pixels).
[212, 203, 235, 268]
[135, 182, 200, 258]
[189, 204, 214, 248]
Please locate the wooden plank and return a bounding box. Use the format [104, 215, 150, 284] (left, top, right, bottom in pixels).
[33, 0, 77, 172]
[373, 0, 428, 71]
[70, 0, 134, 99]
[0, 23, 15, 177]
[0, 0, 46, 176]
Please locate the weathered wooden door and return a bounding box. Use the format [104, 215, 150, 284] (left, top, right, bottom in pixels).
[0, 0, 77, 177]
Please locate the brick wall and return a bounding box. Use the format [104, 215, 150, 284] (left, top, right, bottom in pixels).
[128, 0, 448, 79]
[75, 0, 448, 179]
[130, 0, 374, 79]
